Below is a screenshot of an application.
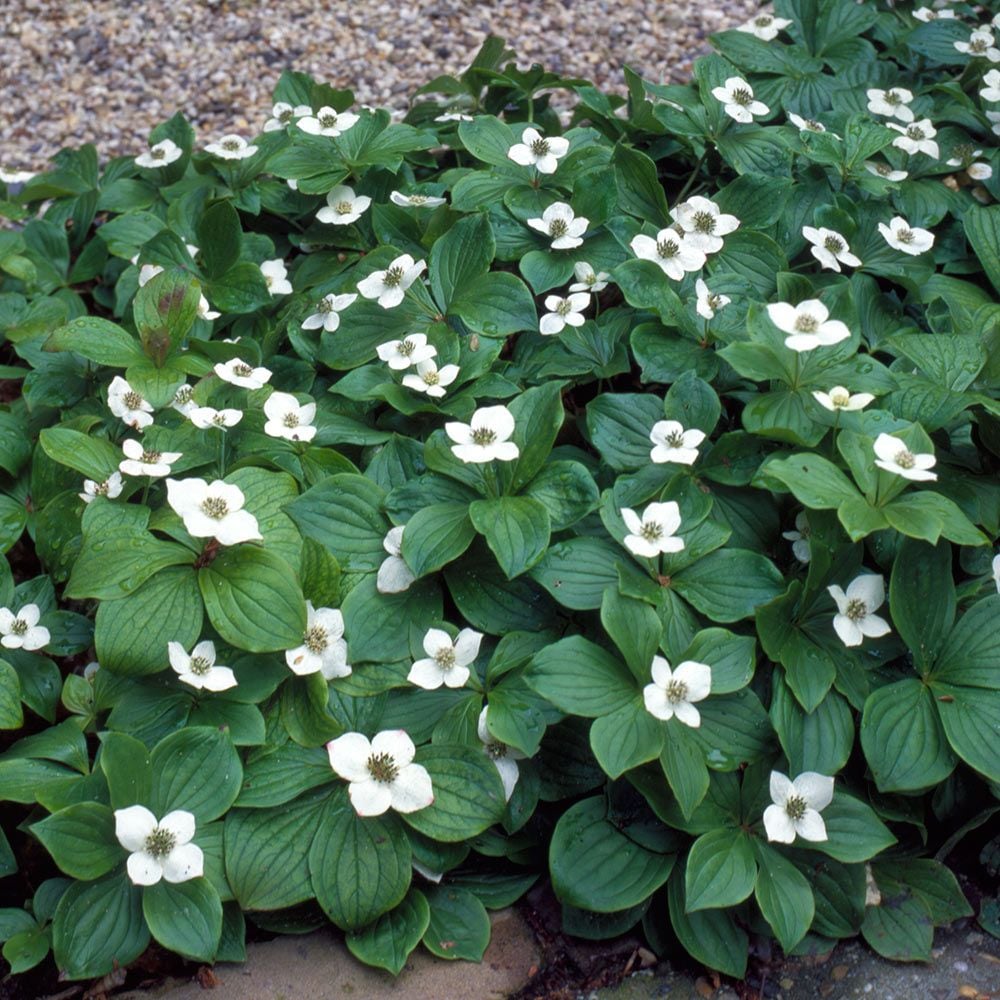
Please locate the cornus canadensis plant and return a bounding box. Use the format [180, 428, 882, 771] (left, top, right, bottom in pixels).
[2, 4, 1000, 988]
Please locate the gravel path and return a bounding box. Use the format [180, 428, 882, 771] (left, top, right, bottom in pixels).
[0, 0, 760, 172]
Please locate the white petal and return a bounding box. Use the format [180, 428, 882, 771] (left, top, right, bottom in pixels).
[643, 685, 674, 720]
[126, 852, 164, 886]
[674, 661, 712, 701]
[833, 614, 864, 647]
[115, 805, 158, 851]
[327, 732, 373, 782]
[377, 555, 415, 594]
[847, 573, 884, 610]
[795, 809, 828, 842]
[349, 780, 393, 816]
[769, 771, 793, 807]
[408, 658, 445, 689]
[763, 805, 796, 843]
[671, 700, 701, 728]
[453, 628, 483, 666]
[793, 772, 835, 811]
[371, 729, 416, 767]
[159, 810, 196, 845]
[389, 763, 435, 813]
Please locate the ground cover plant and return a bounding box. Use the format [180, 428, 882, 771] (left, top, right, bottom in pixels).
[1, 0, 1000, 988]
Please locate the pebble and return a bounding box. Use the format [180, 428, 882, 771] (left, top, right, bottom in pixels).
[0, 0, 759, 169]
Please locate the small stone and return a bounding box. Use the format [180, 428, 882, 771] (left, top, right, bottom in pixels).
[831, 965, 849, 981]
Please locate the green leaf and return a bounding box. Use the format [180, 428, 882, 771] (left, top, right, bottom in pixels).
[235, 742, 333, 808]
[528, 635, 637, 717]
[659, 726, 710, 820]
[684, 828, 757, 912]
[341, 576, 442, 663]
[672, 549, 785, 623]
[400, 502, 476, 578]
[682, 628, 755, 695]
[99, 732, 152, 810]
[666, 868, 747, 978]
[861, 890, 933, 962]
[589, 699, 664, 779]
[469, 496, 550, 579]
[812, 793, 896, 864]
[753, 842, 815, 954]
[586, 393, 662, 471]
[932, 684, 1000, 783]
[44, 317, 143, 367]
[457, 115, 517, 167]
[346, 888, 430, 975]
[889, 859, 972, 924]
[530, 536, 626, 610]
[208, 261, 271, 314]
[612, 144, 669, 226]
[3, 925, 50, 974]
[503, 381, 567, 492]
[600, 589, 662, 684]
[764, 453, 862, 510]
[133, 267, 201, 366]
[65, 532, 194, 600]
[888, 539, 955, 670]
[964, 205, 1000, 297]
[422, 886, 491, 961]
[32, 803, 120, 881]
[196, 200, 242, 279]
[932, 596, 1000, 690]
[150, 726, 243, 823]
[143, 878, 223, 962]
[449, 271, 537, 337]
[430, 213, 495, 308]
[770, 676, 854, 775]
[0, 659, 23, 730]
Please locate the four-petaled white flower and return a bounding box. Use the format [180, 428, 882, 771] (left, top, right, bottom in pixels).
[357, 254, 427, 309]
[326, 730, 433, 817]
[736, 12, 792, 40]
[435, 110, 474, 122]
[285, 601, 350, 679]
[389, 191, 447, 208]
[119, 439, 182, 477]
[0, 168, 35, 184]
[135, 139, 182, 169]
[377, 526, 416, 594]
[631, 228, 706, 280]
[168, 639, 237, 692]
[763, 772, 834, 843]
[263, 391, 317, 442]
[107, 375, 154, 431]
[80, 471, 124, 504]
[298, 105, 359, 137]
[568, 261, 610, 292]
[711, 76, 770, 123]
[812, 386, 875, 412]
[802, 226, 862, 272]
[866, 87, 914, 123]
[782, 511, 811, 564]
[526, 202, 589, 250]
[696, 278, 730, 319]
[913, 6, 954, 21]
[301, 292, 357, 332]
[188, 406, 243, 430]
[263, 101, 311, 131]
[788, 113, 836, 137]
[828, 573, 892, 647]
[507, 126, 570, 174]
[643, 656, 712, 727]
[214, 358, 272, 389]
[408, 627, 482, 690]
[166, 478, 262, 545]
[670, 196, 740, 253]
[402, 359, 460, 398]
[873, 433, 937, 481]
[955, 29, 1000, 62]
[376, 333, 437, 370]
[316, 185, 372, 226]
[878, 216, 934, 255]
[261, 259, 292, 296]
[446, 405, 520, 463]
[621, 502, 684, 558]
[888, 119, 940, 158]
[204, 134, 258, 160]
[864, 160, 908, 182]
[478, 706, 526, 801]
[114, 805, 203, 886]
[767, 299, 851, 352]
[982, 70, 1000, 102]
[540, 292, 590, 335]
[649, 420, 705, 465]
[988, 111, 1000, 137]
[0, 604, 49, 651]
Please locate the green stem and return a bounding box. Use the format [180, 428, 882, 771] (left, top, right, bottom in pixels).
[481, 462, 500, 499]
[217, 429, 227, 479]
[141, 479, 151, 507]
[676, 150, 707, 203]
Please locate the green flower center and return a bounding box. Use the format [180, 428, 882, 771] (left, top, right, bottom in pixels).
[885, 90, 902, 106]
[408, 194, 428, 205]
[830, 389, 851, 407]
[845, 598, 868, 621]
[151, 147, 166, 159]
[471, 427, 496, 446]
[95, 480, 112, 496]
[895, 448, 916, 469]
[640, 521, 663, 541]
[530, 137, 550, 156]
[200, 497, 229, 519]
[656, 237, 679, 259]
[304, 625, 328, 654]
[549, 218, 568, 237]
[141, 450, 162, 464]
[10, 618, 28, 636]
[666, 430, 685, 447]
[145, 827, 177, 858]
[398, 339, 416, 356]
[383, 266, 405, 288]
[795, 314, 819, 333]
[233, 362, 253, 378]
[189, 656, 212, 676]
[970, 38, 987, 53]
[731, 87, 753, 106]
[319, 112, 338, 128]
[367, 752, 399, 783]
[895, 227, 914, 243]
[952, 143, 975, 163]
[824, 235, 844, 254]
[556, 299, 573, 316]
[754, 15, 773, 27]
[336, 200, 354, 214]
[486, 740, 507, 759]
[434, 646, 457, 670]
[318, 298, 334, 313]
[278, 108, 293, 123]
[874, 162, 892, 176]
[907, 125, 925, 140]
[222, 139, 241, 151]
[692, 210, 716, 233]
[283, 412, 300, 428]
[785, 795, 807, 821]
[665, 679, 688, 703]
[175, 386, 193, 404]
[422, 370, 440, 386]
[123, 391, 144, 410]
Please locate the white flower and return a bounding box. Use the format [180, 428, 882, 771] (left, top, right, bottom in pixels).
[166, 478, 262, 545]
[711, 76, 770, 123]
[114, 805, 203, 886]
[812, 386, 875, 412]
[214, 358, 272, 389]
[568, 261, 610, 292]
[478, 706, 526, 801]
[377, 526, 416, 594]
[376, 333, 437, 370]
[649, 420, 705, 465]
[107, 375, 154, 431]
[301, 292, 357, 332]
[671, 196, 740, 254]
[621, 502, 684, 558]
[137, 264, 165, 287]
[119, 438, 182, 477]
[913, 6, 954, 20]
[80, 472, 124, 504]
[0, 604, 49, 651]
[188, 406, 243, 430]
[782, 511, 811, 564]
[526, 202, 589, 250]
[866, 87, 915, 123]
[197, 295, 220, 321]
[982, 70, 1000, 102]
[261, 259, 292, 296]
[0, 168, 35, 184]
[767, 300, 852, 352]
[204, 134, 258, 160]
[736, 12, 792, 40]
[630, 229, 706, 280]
[802, 226, 861, 272]
[873, 433, 937, 482]
[539, 292, 590, 335]
[695, 278, 730, 319]
[788, 113, 836, 137]
[402, 359, 460, 398]
[326, 730, 433, 817]
[167, 639, 236, 692]
[864, 160, 908, 182]
[827, 573, 891, 647]
[988, 111, 1000, 137]
[135, 139, 182, 169]
[167, 386, 196, 418]
[507, 126, 570, 174]
[263, 101, 311, 131]
[643, 656, 711, 727]
[316, 185, 372, 226]
[285, 601, 349, 679]
[263, 391, 316, 442]
[83, 661, 100, 681]
[967, 161, 994, 180]
[992, 553, 1000, 593]
[888, 119, 939, 158]
[955, 29, 1000, 62]
[389, 191, 447, 208]
[435, 111, 474, 122]
[763, 772, 834, 843]
[356, 254, 427, 309]
[408, 627, 482, 690]
[878, 216, 934, 255]
[298, 105, 359, 137]
[445, 405, 520, 463]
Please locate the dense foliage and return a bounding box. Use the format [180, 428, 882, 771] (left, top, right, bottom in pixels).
[1, 0, 1000, 984]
